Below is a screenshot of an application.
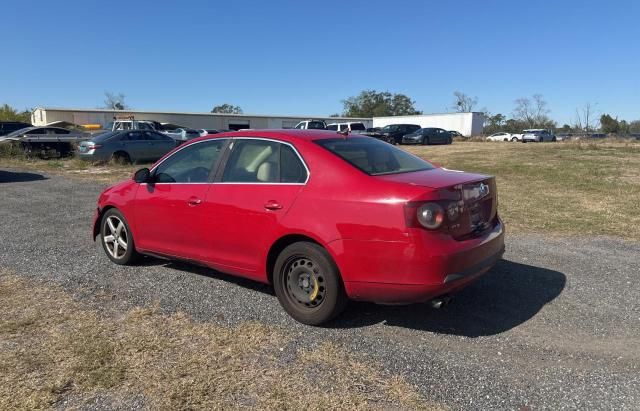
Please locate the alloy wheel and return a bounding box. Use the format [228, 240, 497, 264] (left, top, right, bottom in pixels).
[103, 215, 128, 259]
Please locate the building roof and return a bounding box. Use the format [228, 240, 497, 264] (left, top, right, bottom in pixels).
[33, 107, 371, 121]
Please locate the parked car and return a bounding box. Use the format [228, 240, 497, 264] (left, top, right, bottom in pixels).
[294, 120, 327, 130]
[78, 130, 177, 163]
[104, 119, 161, 132]
[198, 129, 221, 137]
[1, 126, 88, 157]
[0, 121, 32, 136]
[93, 130, 505, 325]
[326, 122, 367, 133]
[402, 128, 452, 145]
[163, 128, 201, 143]
[556, 133, 573, 141]
[378, 124, 421, 144]
[486, 132, 515, 142]
[522, 129, 556, 142]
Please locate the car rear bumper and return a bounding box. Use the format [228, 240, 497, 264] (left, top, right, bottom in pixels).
[339, 219, 505, 304]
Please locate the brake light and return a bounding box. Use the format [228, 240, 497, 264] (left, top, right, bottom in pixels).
[405, 201, 462, 230]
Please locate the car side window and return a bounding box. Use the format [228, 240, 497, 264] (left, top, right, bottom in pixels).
[145, 131, 172, 141]
[280, 144, 307, 183]
[223, 139, 280, 183]
[124, 131, 143, 141]
[154, 139, 227, 183]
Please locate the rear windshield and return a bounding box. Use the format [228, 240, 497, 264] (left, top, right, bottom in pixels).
[349, 123, 366, 131]
[315, 137, 434, 176]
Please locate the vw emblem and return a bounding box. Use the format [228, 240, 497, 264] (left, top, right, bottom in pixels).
[479, 183, 490, 198]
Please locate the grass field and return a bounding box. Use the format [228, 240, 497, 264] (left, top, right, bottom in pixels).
[1, 139, 639, 239]
[407, 140, 640, 240]
[0, 272, 432, 410]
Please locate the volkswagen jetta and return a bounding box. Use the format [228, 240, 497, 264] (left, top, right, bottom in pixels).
[93, 130, 504, 325]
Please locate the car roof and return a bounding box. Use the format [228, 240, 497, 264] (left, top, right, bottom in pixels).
[187, 129, 357, 145]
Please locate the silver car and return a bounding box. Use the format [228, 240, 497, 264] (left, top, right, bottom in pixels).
[522, 129, 557, 142]
[78, 130, 177, 163]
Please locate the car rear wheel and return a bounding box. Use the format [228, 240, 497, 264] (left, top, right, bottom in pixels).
[100, 208, 140, 265]
[273, 242, 347, 325]
[511, 137, 518, 142]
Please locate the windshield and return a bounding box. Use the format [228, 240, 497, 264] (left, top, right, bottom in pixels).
[4, 127, 35, 137]
[315, 137, 434, 176]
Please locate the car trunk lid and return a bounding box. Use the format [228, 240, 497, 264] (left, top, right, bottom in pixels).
[378, 168, 498, 239]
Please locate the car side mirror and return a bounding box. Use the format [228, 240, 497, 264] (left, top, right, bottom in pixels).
[133, 167, 151, 183]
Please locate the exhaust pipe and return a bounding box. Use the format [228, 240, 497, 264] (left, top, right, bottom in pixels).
[430, 296, 452, 309]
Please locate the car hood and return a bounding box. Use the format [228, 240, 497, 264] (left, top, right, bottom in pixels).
[375, 167, 491, 189]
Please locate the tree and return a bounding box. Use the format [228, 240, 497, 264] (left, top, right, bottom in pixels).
[629, 120, 640, 133]
[103, 92, 129, 110]
[512, 94, 555, 128]
[599, 114, 619, 134]
[483, 113, 506, 135]
[211, 104, 243, 114]
[341, 90, 422, 117]
[0, 104, 31, 123]
[574, 102, 598, 132]
[452, 91, 478, 112]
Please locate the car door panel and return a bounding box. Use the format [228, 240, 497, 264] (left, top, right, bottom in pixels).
[132, 139, 229, 259]
[201, 139, 307, 279]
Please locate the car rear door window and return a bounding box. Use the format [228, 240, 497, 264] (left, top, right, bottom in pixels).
[154, 139, 227, 183]
[280, 145, 307, 183]
[222, 139, 307, 184]
[222, 140, 280, 183]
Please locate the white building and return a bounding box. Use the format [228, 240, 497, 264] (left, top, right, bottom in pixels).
[373, 112, 484, 136]
[31, 107, 372, 131]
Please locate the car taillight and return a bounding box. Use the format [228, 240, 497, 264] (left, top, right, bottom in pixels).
[405, 202, 446, 230]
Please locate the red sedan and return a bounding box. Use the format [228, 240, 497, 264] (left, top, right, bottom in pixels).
[94, 130, 504, 325]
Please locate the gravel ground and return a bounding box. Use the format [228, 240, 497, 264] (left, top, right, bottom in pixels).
[1, 168, 639, 410]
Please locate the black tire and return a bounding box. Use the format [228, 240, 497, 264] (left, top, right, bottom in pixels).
[511, 137, 518, 142]
[111, 151, 131, 165]
[273, 242, 347, 325]
[100, 208, 140, 265]
[552, 136, 557, 142]
[448, 137, 453, 144]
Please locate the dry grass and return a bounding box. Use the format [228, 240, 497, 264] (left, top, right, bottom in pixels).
[406, 140, 640, 239]
[0, 272, 435, 410]
[0, 157, 141, 184]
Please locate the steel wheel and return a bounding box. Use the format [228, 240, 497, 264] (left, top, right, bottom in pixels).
[285, 257, 326, 308]
[103, 215, 128, 259]
[273, 242, 347, 325]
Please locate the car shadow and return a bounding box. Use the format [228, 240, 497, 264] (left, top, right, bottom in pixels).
[148, 258, 274, 296]
[137, 256, 564, 336]
[0, 170, 48, 183]
[329, 259, 566, 337]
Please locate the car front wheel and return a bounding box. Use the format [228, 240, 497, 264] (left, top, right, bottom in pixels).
[100, 208, 140, 265]
[273, 242, 347, 325]
[511, 137, 518, 142]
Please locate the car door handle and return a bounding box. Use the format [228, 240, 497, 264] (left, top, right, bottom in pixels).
[187, 197, 202, 206]
[264, 200, 282, 210]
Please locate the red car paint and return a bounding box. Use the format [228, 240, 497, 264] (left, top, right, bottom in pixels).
[94, 130, 504, 304]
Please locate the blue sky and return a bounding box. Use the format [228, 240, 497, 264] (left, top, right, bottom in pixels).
[1, 0, 639, 125]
